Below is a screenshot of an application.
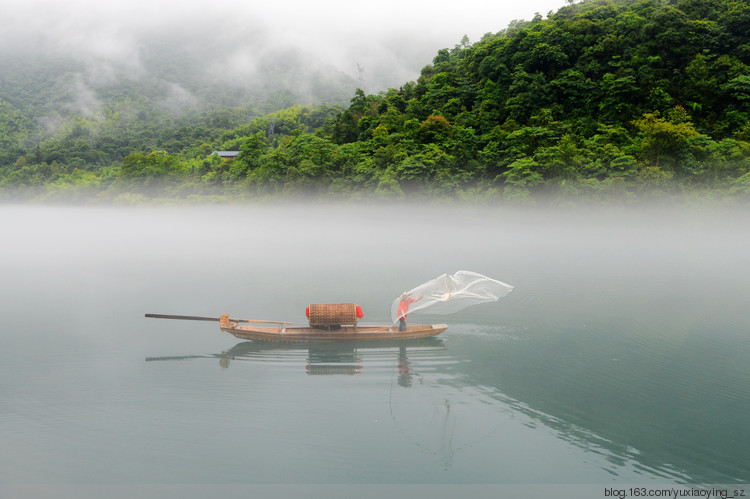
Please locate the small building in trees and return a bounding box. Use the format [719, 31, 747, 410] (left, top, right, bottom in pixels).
[210, 151, 240, 160]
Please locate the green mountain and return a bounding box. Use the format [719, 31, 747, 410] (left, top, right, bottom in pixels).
[0, 34, 358, 167]
[3, 0, 750, 204]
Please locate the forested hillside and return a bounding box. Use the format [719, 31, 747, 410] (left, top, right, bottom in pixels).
[0, 37, 357, 186]
[3, 0, 750, 204]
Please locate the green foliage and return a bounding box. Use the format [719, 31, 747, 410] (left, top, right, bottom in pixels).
[3, 0, 750, 204]
[631, 107, 701, 171]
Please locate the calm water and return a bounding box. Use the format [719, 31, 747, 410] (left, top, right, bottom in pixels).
[1, 204, 748, 490]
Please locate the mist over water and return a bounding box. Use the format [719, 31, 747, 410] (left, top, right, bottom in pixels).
[1, 203, 749, 486]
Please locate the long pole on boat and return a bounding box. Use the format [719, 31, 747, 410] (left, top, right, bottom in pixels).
[145, 313, 292, 324]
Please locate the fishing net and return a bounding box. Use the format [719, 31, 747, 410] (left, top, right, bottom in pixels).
[390, 271, 514, 323]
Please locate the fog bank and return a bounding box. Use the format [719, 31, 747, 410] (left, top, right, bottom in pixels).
[1, 0, 567, 93]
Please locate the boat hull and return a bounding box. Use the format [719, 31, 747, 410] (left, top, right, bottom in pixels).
[219, 323, 448, 343]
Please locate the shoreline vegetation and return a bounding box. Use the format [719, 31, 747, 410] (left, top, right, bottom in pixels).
[2, 0, 750, 206]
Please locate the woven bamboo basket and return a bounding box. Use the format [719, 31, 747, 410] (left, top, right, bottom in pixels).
[308, 303, 358, 327]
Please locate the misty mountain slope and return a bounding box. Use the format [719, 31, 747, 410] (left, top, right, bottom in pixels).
[2, 0, 750, 204]
[0, 24, 359, 166]
[308, 0, 750, 198]
[337, 0, 750, 141]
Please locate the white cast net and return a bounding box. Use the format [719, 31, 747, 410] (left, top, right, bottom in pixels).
[390, 271, 514, 323]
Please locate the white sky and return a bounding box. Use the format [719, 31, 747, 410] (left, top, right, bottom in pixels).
[2, 0, 569, 89]
[4, 0, 567, 37]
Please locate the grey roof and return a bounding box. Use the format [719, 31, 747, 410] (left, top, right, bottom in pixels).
[211, 151, 240, 157]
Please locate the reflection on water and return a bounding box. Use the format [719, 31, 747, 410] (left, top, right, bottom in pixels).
[147, 338, 445, 380]
[145, 338, 477, 473]
[3, 205, 750, 485]
[443, 322, 750, 484]
[143, 329, 729, 483]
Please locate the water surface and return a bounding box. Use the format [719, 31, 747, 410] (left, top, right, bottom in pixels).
[0, 204, 748, 487]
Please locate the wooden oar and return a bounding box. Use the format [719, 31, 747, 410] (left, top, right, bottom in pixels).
[145, 313, 292, 325]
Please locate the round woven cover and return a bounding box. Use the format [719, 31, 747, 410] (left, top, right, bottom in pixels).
[308, 303, 358, 326]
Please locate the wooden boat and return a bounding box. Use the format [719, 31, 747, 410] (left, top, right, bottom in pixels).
[218, 314, 447, 343]
[145, 303, 448, 343]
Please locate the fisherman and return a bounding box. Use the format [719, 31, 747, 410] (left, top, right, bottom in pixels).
[397, 292, 423, 332]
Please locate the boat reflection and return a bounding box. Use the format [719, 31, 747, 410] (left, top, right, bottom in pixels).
[144, 332, 705, 481]
[146, 338, 445, 383]
[396, 346, 414, 387]
[305, 347, 362, 375]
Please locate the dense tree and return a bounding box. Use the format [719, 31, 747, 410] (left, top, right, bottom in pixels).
[3, 0, 750, 204]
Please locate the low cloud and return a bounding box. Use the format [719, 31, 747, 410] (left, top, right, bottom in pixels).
[67, 75, 104, 119]
[2, 0, 566, 92]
